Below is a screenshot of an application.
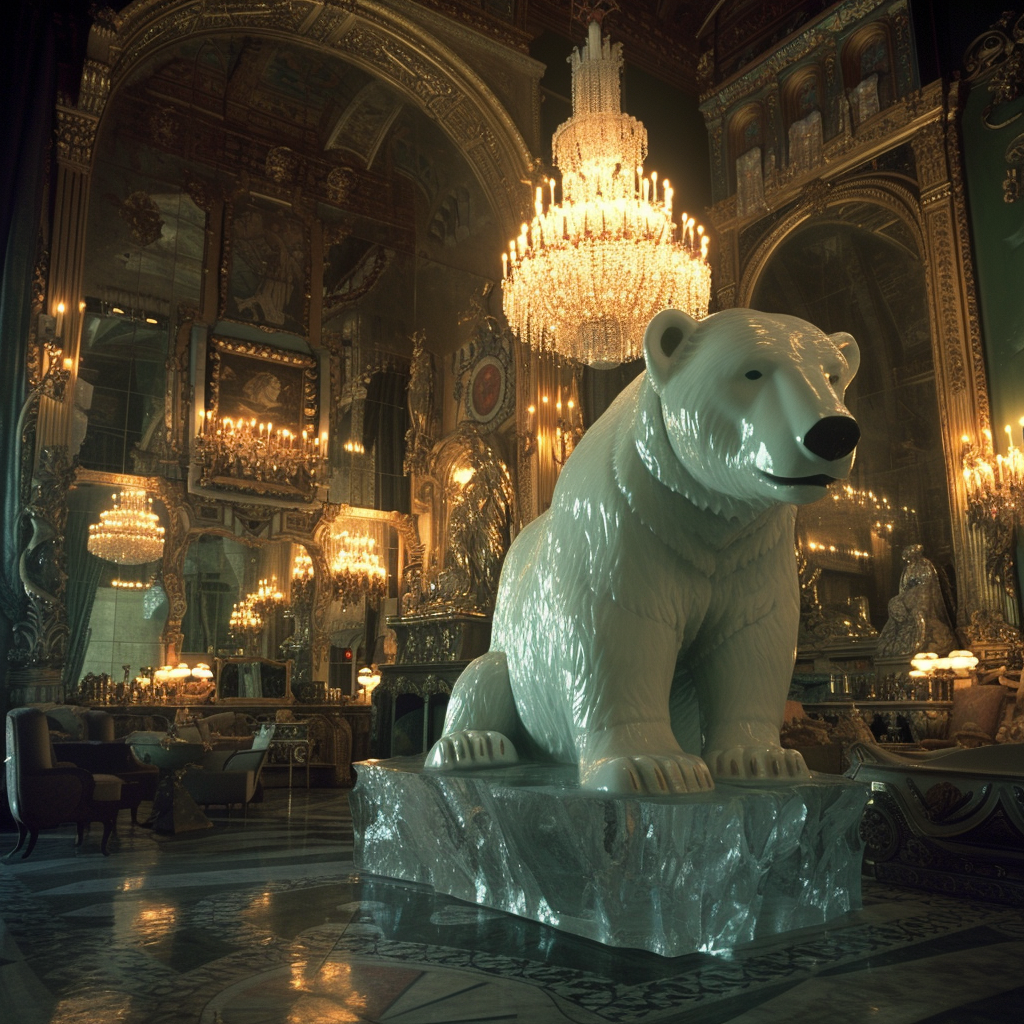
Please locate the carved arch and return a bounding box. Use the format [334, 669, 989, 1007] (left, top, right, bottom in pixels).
[737, 176, 925, 305]
[82, 0, 534, 239]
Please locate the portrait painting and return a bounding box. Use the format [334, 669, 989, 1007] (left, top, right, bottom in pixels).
[224, 193, 309, 335]
[205, 336, 319, 439]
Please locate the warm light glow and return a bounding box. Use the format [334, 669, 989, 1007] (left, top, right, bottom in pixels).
[962, 424, 1024, 509]
[501, 19, 711, 367]
[111, 577, 152, 590]
[357, 666, 381, 704]
[193, 410, 327, 494]
[452, 466, 475, 487]
[229, 576, 285, 650]
[823, 483, 913, 535]
[87, 488, 165, 565]
[330, 529, 387, 608]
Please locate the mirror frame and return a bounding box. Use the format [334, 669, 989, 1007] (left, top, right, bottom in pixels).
[215, 656, 293, 703]
[74, 470, 421, 682]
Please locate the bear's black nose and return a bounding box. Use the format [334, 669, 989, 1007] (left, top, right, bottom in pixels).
[803, 416, 860, 461]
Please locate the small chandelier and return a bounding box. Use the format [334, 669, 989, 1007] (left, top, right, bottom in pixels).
[87, 488, 165, 565]
[501, 15, 711, 368]
[330, 530, 387, 608]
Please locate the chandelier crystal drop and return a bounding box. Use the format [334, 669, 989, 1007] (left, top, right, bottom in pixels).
[330, 530, 387, 608]
[501, 18, 712, 368]
[87, 488, 165, 565]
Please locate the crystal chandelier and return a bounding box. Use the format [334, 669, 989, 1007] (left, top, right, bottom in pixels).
[501, 16, 712, 368]
[330, 530, 387, 608]
[87, 488, 165, 565]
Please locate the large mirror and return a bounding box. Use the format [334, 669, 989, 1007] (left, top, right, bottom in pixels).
[751, 201, 955, 641]
[70, 482, 170, 686]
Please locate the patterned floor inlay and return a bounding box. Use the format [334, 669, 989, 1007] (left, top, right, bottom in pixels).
[1, 788, 1019, 1024]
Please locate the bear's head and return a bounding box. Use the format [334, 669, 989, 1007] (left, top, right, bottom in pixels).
[641, 307, 860, 514]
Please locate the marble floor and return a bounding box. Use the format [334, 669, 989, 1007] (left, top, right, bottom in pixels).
[1, 787, 1021, 1024]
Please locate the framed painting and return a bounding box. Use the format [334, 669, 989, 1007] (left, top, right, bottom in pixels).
[223, 193, 309, 335]
[190, 334, 329, 506]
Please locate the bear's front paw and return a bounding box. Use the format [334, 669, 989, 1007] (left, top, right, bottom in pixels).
[424, 730, 518, 770]
[581, 754, 715, 795]
[705, 745, 810, 783]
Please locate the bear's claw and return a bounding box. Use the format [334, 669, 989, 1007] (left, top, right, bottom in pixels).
[705, 745, 810, 783]
[581, 754, 715, 795]
[424, 730, 518, 770]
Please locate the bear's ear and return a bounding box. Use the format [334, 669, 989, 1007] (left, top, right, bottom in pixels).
[643, 309, 700, 394]
[829, 331, 860, 381]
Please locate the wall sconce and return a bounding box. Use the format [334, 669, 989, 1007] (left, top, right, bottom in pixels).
[520, 392, 585, 467]
[961, 424, 1024, 587]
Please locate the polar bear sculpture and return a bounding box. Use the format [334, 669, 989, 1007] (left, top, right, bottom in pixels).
[425, 308, 861, 795]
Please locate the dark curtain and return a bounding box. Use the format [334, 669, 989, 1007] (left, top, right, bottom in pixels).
[361, 368, 410, 513]
[0, 4, 61, 691]
[579, 359, 644, 429]
[62, 508, 102, 689]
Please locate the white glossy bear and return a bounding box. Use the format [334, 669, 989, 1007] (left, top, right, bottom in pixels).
[425, 308, 861, 795]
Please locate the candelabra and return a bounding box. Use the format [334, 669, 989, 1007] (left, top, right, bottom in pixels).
[961, 425, 1024, 588]
[193, 411, 328, 497]
[522, 390, 585, 468]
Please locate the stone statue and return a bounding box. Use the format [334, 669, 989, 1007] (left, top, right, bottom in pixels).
[877, 544, 955, 657]
[426, 308, 861, 795]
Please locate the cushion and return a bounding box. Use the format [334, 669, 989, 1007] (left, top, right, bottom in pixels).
[948, 684, 1011, 741]
[44, 706, 90, 741]
[91, 773, 123, 802]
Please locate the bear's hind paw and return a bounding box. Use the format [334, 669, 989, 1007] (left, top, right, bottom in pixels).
[581, 754, 714, 795]
[706, 746, 810, 783]
[424, 730, 518, 770]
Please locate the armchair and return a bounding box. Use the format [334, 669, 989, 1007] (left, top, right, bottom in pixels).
[181, 724, 275, 816]
[4, 707, 124, 860]
[50, 708, 159, 824]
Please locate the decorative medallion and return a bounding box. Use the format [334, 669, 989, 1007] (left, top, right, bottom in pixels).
[467, 355, 506, 424]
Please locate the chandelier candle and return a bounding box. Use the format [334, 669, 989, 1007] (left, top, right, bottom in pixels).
[501, 18, 712, 367]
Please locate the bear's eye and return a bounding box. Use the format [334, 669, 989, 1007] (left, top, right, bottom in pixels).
[827, 373, 840, 386]
[745, 370, 762, 380]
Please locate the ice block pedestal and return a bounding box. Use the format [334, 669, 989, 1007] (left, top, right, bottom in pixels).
[352, 756, 870, 957]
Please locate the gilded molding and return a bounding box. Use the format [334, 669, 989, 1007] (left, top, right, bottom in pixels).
[736, 176, 926, 306]
[55, 106, 99, 170]
[910, 121, 949, 193]
[945, 89, 991, 431]
[922, 206, 968, 394]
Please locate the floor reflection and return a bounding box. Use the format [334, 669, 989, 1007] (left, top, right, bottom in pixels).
[1, 788, 1021, 1024]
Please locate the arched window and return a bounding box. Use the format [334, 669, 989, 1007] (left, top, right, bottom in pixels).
[842, 23, 894, 127]
[728, 102, 766, 216]
[781, 67, 824, 173]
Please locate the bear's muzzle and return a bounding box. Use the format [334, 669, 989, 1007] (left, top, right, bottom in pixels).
[802, 415, 860, 462]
